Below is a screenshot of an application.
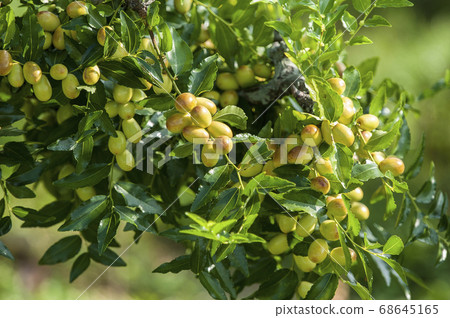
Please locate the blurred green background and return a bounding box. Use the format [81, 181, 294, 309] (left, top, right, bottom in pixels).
[1, 0, 450, 300]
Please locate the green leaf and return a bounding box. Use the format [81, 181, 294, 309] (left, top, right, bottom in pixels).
[0, 199, 4, 218]
[88, 244, 126, 267]
[348, 208, 361, 237]
[0, 240, 14, 260]
[375, 254, 407, 283]
[74, 136, 94, 173]
[365, 15, 392, 27]
[199, 271, 227, 300]
[120, 11, 140, 54]
[39, 236, 82, 265]
[334, 144, 353, 186]
[307, 77, 343, 121]
[344, 281, 373, 300]
[159, 23, 173, 52]
[349, 35, 373, 46]
[98, 60, 146, 89]
[383, 183, 397, 220]
[210, 188, 240, 222]
[365, 120, 402, 151]
[369, 83, 387, 115]
[351, 162, 383, 181]
[22, 7, 44, 61]
[212, 106, 248, 130]
[212, 19, 238, 69]
[97, 212, 120, 255]
[123, 52, 163, 84]
[405, 134, 425, 179]
[253, 269, 298, 300]
[0, 216, 12, 236]
[188, 55, 219, 95]
[343, 66, 361, 97]
[270, 189, 325, 215]
[264, 21, 292, 37]
[241, 142, 274, 166]
[70, 253, 91, 282]
[377, 0, 413, 8]
[114, 206, 155, 232]
[54, 163, 111, 189]
[0, 6, 15, 48]
[114, 182, 163, 214]
[59, 196, 108, 232]
[383, 235, 404, 255]
[153, 255, 191, 274]
[341, 11, 357, 33]
[305, 273, 339, 299]
[48, 137, 77, 151]
[352, 0, 371, 12]
[170, 143, 193, 158]
[166, 27, 193, 75]
[6, 183, 36, 199]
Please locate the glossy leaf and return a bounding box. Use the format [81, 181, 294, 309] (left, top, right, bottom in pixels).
[39, 236, 82, 265]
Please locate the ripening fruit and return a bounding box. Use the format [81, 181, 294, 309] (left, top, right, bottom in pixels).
[320, 220, 339, 241]
[326, 194, 342, 205]
[240, 163, 264, 178]
[122, 118, 142, 143]
[166, 112, 192, 133]
[153, 73, 173, 95]
[356, 114, 380, 131]
[113, 84, 133, 104]
[345, 187, 364, 201]
[105, 100, 119, 118]
[76, 186, 96, 201]
[118, 102, 136, 120]
[301, 124, 322, 147]
[111, 42, 128, 59]
[360, 130, 372, 143]
[235, 65, 256, 88]
[276, 214, 297, 233]
[213, 136, 233, 154]
[332, 123, 355, 147]
[216, 72, 239, 91]
[0, 50, 13, 76]
[108, 131, 127, 155]
[37, 11, 60, 32]
[207, 121, 233, 138]
[252, 62, 272, 79]
[327, 77, 346, 95]
[287, 146, 314, 165]
[339, 97, 355, 125]
[83, 65, 100, 85]
[321, 120, 333, 145]
[197, 26, 209, 43]
[52, 26, 66, 50]
[175, 93, 197, 113]
[174, 0, 193, 14]
[310, 176, 330, 195]
[379, 156, 405, 176]
[138, 37, 157, 56]
[23, 61, 42, 85]
[327, 198, 348, 222]
[298, 281, 313, 299]
[43, 32, 52, 50]
[58, 164, 75, 180]
[201, 91, 220, 101]
[182, 125, 209, 144]
[97, 26, 113, 46]
[267, 233, 289, 255]
[178, 185, 196, 207]
[308, 239, 328, 263]
[201, 141, 219, 167]
[293, 255, 316, 273]
[116, 149, 135, 171]
[7, 63, 24, 88]
[330, 247, 357, 267]
[284, 134, 302, 152]
[196, 97, 217, 115]
[33, 75, 52, 102]
[219, 90, 239, 107]
[62, 74, 80, 99]
[50, 64, 68, 80]
[66, 1, 88, 18]
[315, 158, 333, 175]
[56, 104, 74, 124]
[295, 214, 317, 237]
[351, 202, 370, 221]
[190, 105, 212, 128]
[131, 89, 146, 102]
[372, 151, 386, 165]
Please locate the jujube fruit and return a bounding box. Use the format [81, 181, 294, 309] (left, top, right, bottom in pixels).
[345, 187, 364, 201]
[182, 125, 209, 144]
[105, 101, 119, 118]
[33, 75, 52, 102]
[166, 113, 192, 134]
[326, 198, 348, 222]
[132, 89, 146, 102]
[262, 160, 276, 176]
[351, 202, 370, 221]
[339, 97, 355, 125]
[310, 176, 330, 195]
[371, 151, 386, 165]
[111, 42, 128, 59]
[201, 142, 219, 167]
[252, 62, 272, 79]
[116, 149, 135, 171]
[52, 26, 67, 50]
[62, 74, 80, 99]
[76, 186, 96, 201]
[7, 63, 24, 88]
[190, 105, 212, 128]
[118, 102, 136, 120]
[321, 120, 333, 145]
[207, 121, 233, 138]
[216, 72, 239, 91]
[58, 164, 75, 180]
[50, 64, 68, 80]
[174, 0, 193, 14]
[295, 214, 317, 237]
[319, 220, 339, 241]
[360, 130, 372, 143]
[267, 233, 289, 255]
[275, 214, 297, 233]
[97, 26, 113, 46]
[213, 136, 233, 154]
[293, 255, 316, 273]
[327, 77, 346, 95]
[332, 123, 355, 147]
[235, 65, 256, 88]
[284, 134, 302, 152]
[82, 65, 100, 85]
[287, 146, 314, 165]
[196, 97, 217, 115]
[239, 163, 264, 178]
[201, 91, 220, 101]
[23, 61, 42, 85]
[315, 158, 333, 175]
[113, 84, 133, 104]
[66, 1, 88, 19]
[219, 90, 239, 107]
[122, 118, 142, 143]
[37, 11, 60, 32]
[298, 281, 313, 299]
[0, 50, 13, 76]
[379, 156, 405, 176]
[175, 93, 197, 113]
[308, 239, 328, 263]
[301, 124, 322, 147]
[330, 247, 357, 267]
[43, 32, 53, 50]
[356, 114, 380, 131]
[108, 131, 127, 155]
[56, 104, 74, 124]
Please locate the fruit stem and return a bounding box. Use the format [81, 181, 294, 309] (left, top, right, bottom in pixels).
[225, 154, 244, 189]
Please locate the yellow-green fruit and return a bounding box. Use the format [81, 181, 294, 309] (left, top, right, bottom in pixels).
[315, 158, 333, 175]
[339, 97, 355, 125]
[252, 62, 272, 79]
[62, 74, 80, 99]
[118, 102, 136, 120]
[33, 75, 52, 102]
[196, 97, 217, 115]
[153, 73, 173, 95]
[23, 61, 42, 85]
[287, 146, 314, 165]
[301, 124, 322, 147]
[201, 90, 220, 101]
[207, 121, 233, 138]
[213, 136, 233, 154]
[361, 130, 372, 143]
[332, 123, 355, 147]
[50, 64, 68, 80]
[351, 202, 370, 221]
[97, 26, 113, 46]
[201, 141, 219, 167]
[70, 30, 78, 41]
[190, 105, 212, 128]
[372, 151, 386, 165]
[379, 156, 405, 176]
[298, 281, 313, 299]
[235, 65, 256, 88]
[356, 114, 380, 131]
[293, 255, 316, 273]
[327, 77, 346, 95]
[321, 120, 333, 145]
[263, 160, 277, 176]
[178, 185, 196, 206]
[310, 176, 330, 195]
[7, 63, 24, 88]
[327, 198, 348, 222]
[82, 65, 100, 85]
[320, 220, 339, 241]
[116, 149, 135, 171]
[43, 32, 52, 50]
[58, 164, 75, 180]
[175, 92, 197, 113]
[111, 42, 128, 59]
[330, 247, 357, 267]
[197, 26, 209, 43]
[122, 118, 142, 143]
[296, 214, 317, 237]
[166, 112, 192, 133]
[138, 37, 157, 55]
[52, 26, 66, 50]
[182, 125, 209, 144]
[108, 131, 127, 155]
[0, 50, 13, 76]
[284, 134, 302, 153]
[308, 239, 329, 263]
[174, 0, 193, 14]
[275, 214, 297, 233]
[37, 11, 60, 32]
[76, 186, 96, 201]
[239, 163, 264, 178]
[113, 84, 133, 104]
[56, 104, 74, 124]
[345, 187, 364, 201]
[267, 233, 289, 255]
[219, 90, 239, 107]
[66, 1, 88, 18]
[105, 100, 119, 118]
[216, 72, 239, 91]
[131, 89, 146, 102]
[326, 194, 342, 205]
